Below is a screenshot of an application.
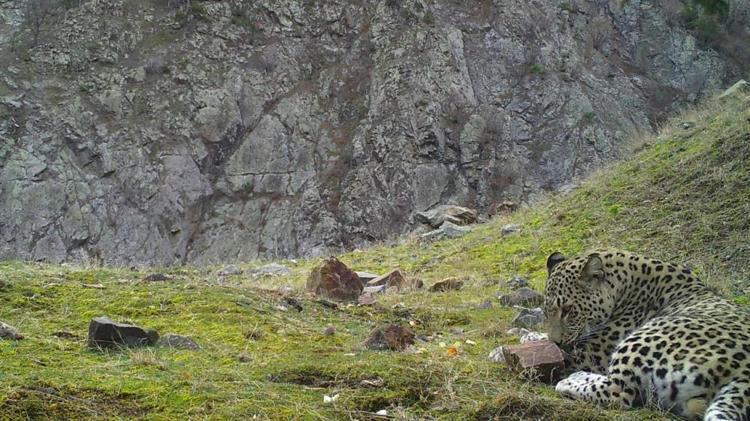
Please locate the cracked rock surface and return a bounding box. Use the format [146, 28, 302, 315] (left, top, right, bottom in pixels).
[0, 0, 743, 264]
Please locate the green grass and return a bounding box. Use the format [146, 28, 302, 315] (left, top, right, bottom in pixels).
[1, 92, 748, 419]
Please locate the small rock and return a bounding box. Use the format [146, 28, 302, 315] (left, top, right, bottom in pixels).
[278, 285, 294, 295]
[52, 331, 80, 341]
[681, 121, 695, 130]
[363, 325, 415, 351]
[143, 273, 169, 282]
[323, 326, 336, 336]
[250, 263, 291, 277]
[506, 328, 531, 337]
[238, 353, 251, 362]
[157, 334, 201, 350]
[367, 269, 406, 290]
[488, 346, 506, 363]
[363, 285, 386, 294]
[501, 224, 521, 236]
[283, 297, 303, 312]
[428, 277, 464, 292]
[520, 331, 549, 343]
[498, 287, 544, 307]
[306, 257, 363, 301]
[421, 221, 471, 241]
[323, 393, 339, 403]
[0, 320, 23, 340]
[358, 294, 376, 306]
[511, 307, 545, 329]
[218, 264, 242, 276]
[476, 300, 493, 309]
[502, 340, 565, 383]
[356, 271, 380, 284]
[376, 409, 388, 416]
[506, 276, 529, 289]
[87, 316, 159, 349]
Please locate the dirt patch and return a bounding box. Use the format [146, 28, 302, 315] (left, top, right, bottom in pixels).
[0, 385, 149, 419]
[268, 366, 382, 389]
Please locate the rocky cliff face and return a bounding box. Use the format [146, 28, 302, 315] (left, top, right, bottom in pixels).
[0, 0, 745, 265]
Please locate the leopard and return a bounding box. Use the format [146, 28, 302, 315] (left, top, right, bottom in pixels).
[543, 249, 750, 420]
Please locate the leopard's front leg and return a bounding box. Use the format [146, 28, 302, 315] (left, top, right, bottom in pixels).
[555, 371, 637, 408]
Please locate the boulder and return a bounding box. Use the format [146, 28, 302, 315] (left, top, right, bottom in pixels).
[88, 316, 159, 348]
[498, 287, 544, 307]
[415, 205, 478, 228]
[428, 277, 464, 292]
[502, 340, 565, 383]
[157, 334, 201, 350]
[363, 325, 415, 351]
[306, 257, 362, 301]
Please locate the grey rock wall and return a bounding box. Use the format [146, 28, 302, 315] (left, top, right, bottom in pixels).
[0, 0, 743, 264]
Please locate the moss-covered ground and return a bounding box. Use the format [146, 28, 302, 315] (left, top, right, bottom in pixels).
[1, 93, 748, 419]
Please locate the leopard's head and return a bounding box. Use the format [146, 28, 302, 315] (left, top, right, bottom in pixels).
[543, 251, 617, 347]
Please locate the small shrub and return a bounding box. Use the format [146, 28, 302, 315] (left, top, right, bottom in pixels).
[529, 63, 545, 75]
[583, 111, 597, 122]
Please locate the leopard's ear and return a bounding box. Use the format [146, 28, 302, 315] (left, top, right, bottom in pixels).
[579, 253, 604, 288]
[546, 252, 566, 275]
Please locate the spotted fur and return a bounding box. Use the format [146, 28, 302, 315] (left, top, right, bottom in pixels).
[544, 250, 750, 420]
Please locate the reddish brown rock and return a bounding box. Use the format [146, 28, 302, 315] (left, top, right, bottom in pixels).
[502, 340, 565, 383]
[368, 269, 404, 287]
[367, 269, 420, 293]
[306, 257, 363, 301]
[363, 325, 415, 351]
[428, 277, 464, 292]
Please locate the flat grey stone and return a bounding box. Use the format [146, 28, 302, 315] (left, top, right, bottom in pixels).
[363, 285, 386, 294]
[356, 271, 380, 283]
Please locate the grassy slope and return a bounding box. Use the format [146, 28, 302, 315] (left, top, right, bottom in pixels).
[0, 92, 748, 420]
